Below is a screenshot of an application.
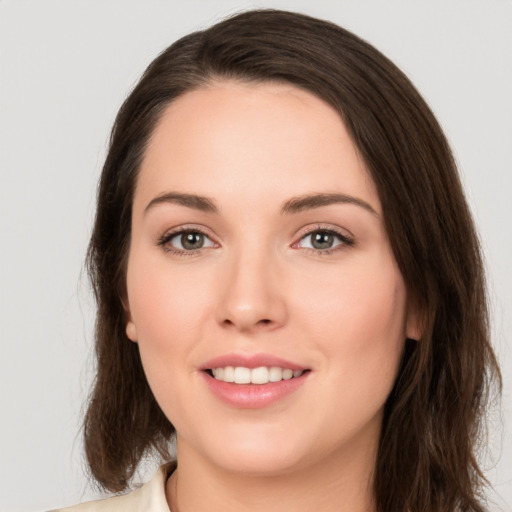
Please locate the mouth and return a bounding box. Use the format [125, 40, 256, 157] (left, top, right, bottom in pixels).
[205, 366, 308, 384]
[200, 354, 311, 408]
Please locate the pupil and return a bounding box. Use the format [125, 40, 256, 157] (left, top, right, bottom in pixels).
[182, 232, 204, 250]
[312, 231, 333, 249]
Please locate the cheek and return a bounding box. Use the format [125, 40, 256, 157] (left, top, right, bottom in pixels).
[292, 257, 407, 442]
[127, 251, 214, 345]
[125, 253, 216, 426]
[294, 251, 407, 386]
[124, 252, 207, 397]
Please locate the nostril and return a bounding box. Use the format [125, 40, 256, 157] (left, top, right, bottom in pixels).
[220, 317, 276, 330]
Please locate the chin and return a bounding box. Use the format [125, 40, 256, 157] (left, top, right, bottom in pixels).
[212, 445, 308, 477]
[190, 424, 313, 477]
[159, 400, 314, 476]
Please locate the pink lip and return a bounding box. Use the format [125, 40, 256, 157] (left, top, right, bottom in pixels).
[201, 353, 306, 371]
[199, 353, 310, 409]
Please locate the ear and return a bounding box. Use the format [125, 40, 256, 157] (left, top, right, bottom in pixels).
[126, 318, 138, 343]
[405, 300, 424, 342]
[122, 297, 138, 343]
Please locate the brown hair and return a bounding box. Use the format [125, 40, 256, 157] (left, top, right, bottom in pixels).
[85, 9, 501, 511]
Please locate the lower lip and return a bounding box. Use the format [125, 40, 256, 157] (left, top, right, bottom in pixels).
[201, 372, 309, 409]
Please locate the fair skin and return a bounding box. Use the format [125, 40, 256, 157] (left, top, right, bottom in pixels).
[125, 81, 420, 512]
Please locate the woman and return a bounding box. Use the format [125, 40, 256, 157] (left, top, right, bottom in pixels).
[56, 9, 501, 512]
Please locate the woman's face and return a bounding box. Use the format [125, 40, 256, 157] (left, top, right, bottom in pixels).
[125, 81, 420, 476]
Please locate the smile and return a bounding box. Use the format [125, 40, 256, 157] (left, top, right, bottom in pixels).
[210, 366, 305, 384]
[200, 353, 310, 408]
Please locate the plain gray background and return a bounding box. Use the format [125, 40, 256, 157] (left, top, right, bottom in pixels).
[1, 1, 511, 510]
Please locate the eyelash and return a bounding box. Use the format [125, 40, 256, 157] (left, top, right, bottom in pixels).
[294, 226, 355, 255]
[157, 225, 355, 257]
[157, 226, 216, 257]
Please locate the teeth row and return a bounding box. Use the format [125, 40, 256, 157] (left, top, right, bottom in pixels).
[211, 366, 304, 384]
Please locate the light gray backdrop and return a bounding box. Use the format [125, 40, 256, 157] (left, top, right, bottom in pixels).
[1, 1, 511, 510]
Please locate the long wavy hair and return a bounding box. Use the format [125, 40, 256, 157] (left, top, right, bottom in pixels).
[84, 9, 501, 511]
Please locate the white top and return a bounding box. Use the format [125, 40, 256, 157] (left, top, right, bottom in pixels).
[52, 464, 173, 512]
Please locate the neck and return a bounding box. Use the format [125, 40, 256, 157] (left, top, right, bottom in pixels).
[165, 436, 378, 512]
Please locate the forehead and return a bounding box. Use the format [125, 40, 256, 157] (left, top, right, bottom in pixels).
[135, 81, 380, 214]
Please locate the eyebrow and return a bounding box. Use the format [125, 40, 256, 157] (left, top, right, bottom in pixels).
[144, 192, 218, 214]
[281, 193, 378, 216]
[143, 191, 378, 217]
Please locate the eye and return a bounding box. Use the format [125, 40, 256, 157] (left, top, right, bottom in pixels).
[296, 228, 354, 252]
[159, 229, 216, 254]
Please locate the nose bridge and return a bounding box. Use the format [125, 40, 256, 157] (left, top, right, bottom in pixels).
[217, 236, 287, 332]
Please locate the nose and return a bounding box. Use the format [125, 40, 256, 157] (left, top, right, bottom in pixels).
[216, 247, 288, 334]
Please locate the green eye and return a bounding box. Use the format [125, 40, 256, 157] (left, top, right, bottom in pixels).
[179, 232, 206, 250]
[298, 229, 353, 251]
[310, 231, 335, 249]
[162, 230, 216, 253]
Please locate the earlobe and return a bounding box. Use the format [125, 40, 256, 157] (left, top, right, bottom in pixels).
[406, 303, 424, 342]
[126, 320, 138, 342]
[122, 297, 138, 342]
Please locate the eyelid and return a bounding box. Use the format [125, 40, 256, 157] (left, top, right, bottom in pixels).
[156, 224, 220, 255]
[155, 223, 354, 256]
[292, 224, 355, 252]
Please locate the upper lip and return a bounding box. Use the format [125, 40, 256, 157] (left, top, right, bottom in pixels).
[201, 353, 308, 371]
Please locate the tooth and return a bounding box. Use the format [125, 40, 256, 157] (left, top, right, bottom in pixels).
[282, 369, 293, 380]
[234, 367, 251, 384]
[212, 366, 304, 384]
[212, 368, 224, 380]
[251, 366, 269, 384]
[268, 367, 283, 382]
[223, 366, 235, 383]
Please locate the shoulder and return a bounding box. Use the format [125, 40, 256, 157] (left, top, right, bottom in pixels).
[50, 463, 175, 512]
